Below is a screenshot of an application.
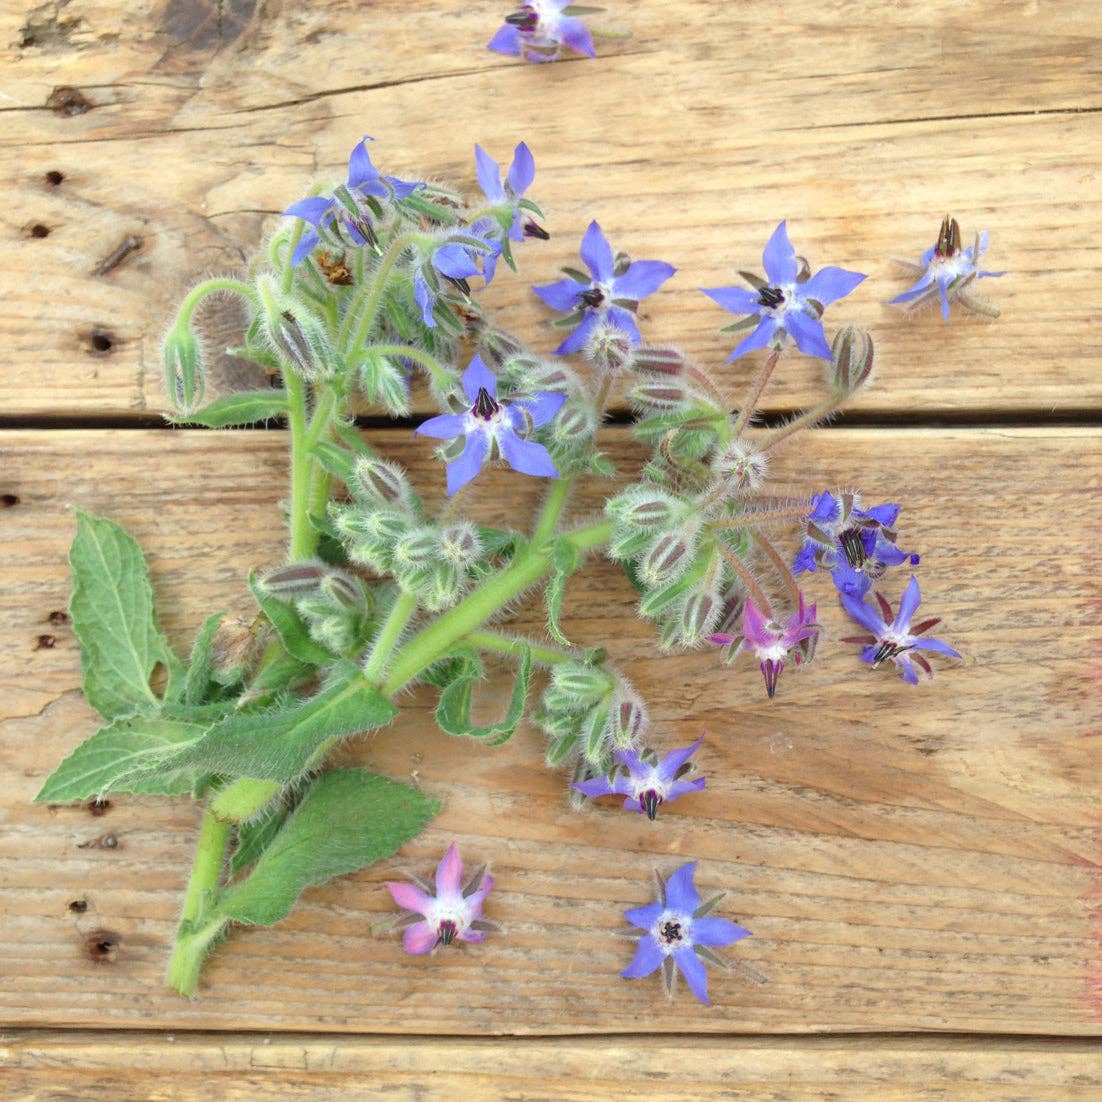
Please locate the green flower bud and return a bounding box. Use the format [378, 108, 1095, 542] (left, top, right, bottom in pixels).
[439, 522, 482, 567]
[354, 457, 415, 509]
[608, 688, 648, 749]
[581, 702, 614, 767]
[829, 325, 875, 395]
[549, 661, 613, 709]
[545, 732, 579, 767]
[163, 322, 204, 416]
[680, 588, 721, 645]
[628, 382, 687, 412]
[393, 526, 441, 571]
[629, 346, 685, 378]
[585, 323, 633, 373]
[711, 442, 768, 496]
[259, 561, 328, 597]
[608, 488, 683, 529]
[318, 570, 369, 612]
[640, 533, 694, 586]
[265, 297, 334, 381]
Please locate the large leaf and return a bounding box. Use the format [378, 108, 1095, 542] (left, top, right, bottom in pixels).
[436, 643, 531, 747]
[154, 665, 397, 783]
[172, 390, 288, 428]
[35, 713, 210, 803]
[69, 509, 178, 720]
[215, 769, 440, 927]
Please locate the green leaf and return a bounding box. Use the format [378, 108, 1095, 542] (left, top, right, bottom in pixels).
[215, 768, 440, 927]
[436, 643, 531, 747]
[177, 612, 227, 706]
[172, 390, 288, 428]
[35, 714, 210, 803]
[69, 509, 178, 720]
[230, 796, 298, 875]
[546, 538, 581, 646]
[155, 666, 397, 783]
[310, 442, 359, 488]
[249, 572, 335, 665]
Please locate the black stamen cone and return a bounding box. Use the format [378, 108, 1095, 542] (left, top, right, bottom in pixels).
[524, 219, 550, 240]
[839, 528, 868, 568]
[438, 919, 458, 947]
[757, 285, 785, 308]
[579, 287, 605, 309]
[473, 386, 499, 420]
[642, 790, 661, 821]
[505, 10, 538, 28]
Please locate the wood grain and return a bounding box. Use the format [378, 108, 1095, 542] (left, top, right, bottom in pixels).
[3, 1031, 1101, 1101]
[2, 1, 1100, 418]
[1, 426, 1099, 1034]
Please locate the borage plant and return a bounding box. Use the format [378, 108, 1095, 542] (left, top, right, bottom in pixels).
[37, 136, 957, 996]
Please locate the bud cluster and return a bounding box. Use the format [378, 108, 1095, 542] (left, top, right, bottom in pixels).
[258, 560, 373, 656]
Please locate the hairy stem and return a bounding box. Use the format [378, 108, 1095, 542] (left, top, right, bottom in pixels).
[342, 232, 421, 353]
[715, 540, 773, 616]
[363, 591, 420, 683]
[751, 529, 803, 606]
[466, 629, 576, 667]
[759, 395, 844, 453]
[731, 348, 780, 438]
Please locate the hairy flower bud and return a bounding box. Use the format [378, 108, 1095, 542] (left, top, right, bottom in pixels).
[478, 328, 526, 367]
[163, 321, 204, 416]
[712, 442, 768, 496]
[549, 661, 613, 708]
[585, 323, 633, 374]
[259, 561, 328, 597]
[319, 569, 368, 612]
[439, 522, 482, 567]
[629, 346, 686, 378]
[354, 457, 414, 509]
[680, 588, 721, 645]
[608, 687, 648, 749]
[628, 382, 687, 412]
[393, 526, 440, 571]
[265, 301, 334, 381]
[829, 325, 875, 395]
[547, 401, 597, 451]
[608, 488, 683, 529]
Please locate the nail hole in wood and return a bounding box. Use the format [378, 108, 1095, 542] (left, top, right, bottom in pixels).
[35, 634, 57, 650]
[46, 87, 92, 116]
[69, 899, 88, 914]
[49, 610, 69, 626]
[1, 494, 19, 508]
[45, 170, 64, 186]
[85, 929, 119, 963]
[29, 223, 50, 239]
[90, 330, 113, 354]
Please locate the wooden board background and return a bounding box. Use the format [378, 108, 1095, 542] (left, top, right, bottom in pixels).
[1, 0, 1100, 1097]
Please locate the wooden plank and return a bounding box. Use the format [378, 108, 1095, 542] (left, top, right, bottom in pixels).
[2, 1, 1100, 418]
[0, 426, 1099, 1034]
[3, 1031, 1101, 1101]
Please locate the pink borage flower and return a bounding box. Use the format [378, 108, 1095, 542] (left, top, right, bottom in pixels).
[385, 842, 496, 954]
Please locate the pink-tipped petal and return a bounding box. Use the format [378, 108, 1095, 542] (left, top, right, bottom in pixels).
[386, 881, 432, 915]
[402, 921, 439, 955]
[435, 842, 464, 896]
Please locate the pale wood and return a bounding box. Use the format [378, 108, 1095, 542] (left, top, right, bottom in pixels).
[0, 426, 1099, 1035]
[1, 1, 1100, 418]
[3, 1031, 1101, 1100]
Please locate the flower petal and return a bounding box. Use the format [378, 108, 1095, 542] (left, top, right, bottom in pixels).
[402, 921, 438, 955]
[702, 285, 762, 316]
[435, 842, 463, 897]
[559, 15, 596, 57]
[912, 636, 961, 659]
[621, 935, 665, 978]
[580, 221, 614, 282]
[895, 575, 923, 630]
[446, 429, 489, 496]
[487, 23, 522, 55]
[673, 946, 710, 1004]
[290, 228, 321, 268]
[347, 138, 379, 191]
[433, 244, 481, 280]
[840, 593, 886, 636]
[284, 196, 335, 225]
[606, 305, 642, 345]
[385, 881, 432, 915]
[413, 269, 435, 327]
[741, 599, 774, 649]
[655, 734, 704, 784]
[802, 266, 866, 306]
[499, 432, 559, 478]
[474, 144, 504, 203]
[784, 309, 833, 361]
[416, 412, 468, 440]
[624, 901, 663, 930]
[613, 260, 676, 302]
[663, 862, 701, 915]
[523, 390, 567, 428]
[462, 355, 498, 402]
[667, 777, 707, 801]
[727, 316, 777, 361]
[506, 141, 535, 196]
[572, 776, 617, 798]
[554, 310, 600, 355]
[533, 278, 585, 313]
[692, 916, 751, 947]
[761, 220, 798, 285]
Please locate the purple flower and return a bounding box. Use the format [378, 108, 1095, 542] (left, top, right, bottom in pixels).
[573, 735, 706, 819]
[385, 842, 496, 955]
[533, 221, 676, 355]
[709, 594, 819, 699]
[840, 575, 960, 685]
[794, 490, 919, 599]
[702, 221, 866, 362]
[622, 862, 751, 1005]
[472, 141, 546, 284]
[413, 241, 487, 328]
[488, 1, 596, 62]
[283, 137, 423, 267]
[888, 215, 1004, 321]
[416, 355, 566, 495]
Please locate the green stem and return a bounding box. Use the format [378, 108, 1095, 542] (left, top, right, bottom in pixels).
[760, 395, 844, 453]
[285, 370, 315, 561]
[465, 629, 576, 667]
[363, 591, 420, 683]
[341, 232, 420, 352]
[179, 811, 230, 923]
[366, 344, 456, 388]
[177, 278, 257, 323]
[166, 917, 226, 998]
[532, 477, 572, 548]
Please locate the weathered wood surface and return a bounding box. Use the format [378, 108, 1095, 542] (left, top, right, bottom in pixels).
[3, 1031, 1102, 1101]
[2, 0, 1101, 418]
[1, 427, 1099, 1035]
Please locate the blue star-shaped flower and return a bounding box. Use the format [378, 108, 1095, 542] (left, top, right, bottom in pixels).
[702, 220, 865, 361]
[416, 355, 566, 495]
[622, 863, 751, 1005]
[573, 735, 706, 819]
[488, 1, 596, 62]
[533, 221, 675, 355]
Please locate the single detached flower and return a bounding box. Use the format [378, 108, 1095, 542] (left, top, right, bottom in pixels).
[793, 490, 918, 599]
[709, 594, 819, 699]
[416, 354, 566, 495]
[283, 137, 423, 267]
[702, 221, 866, 362]
[533, 221, 676, 355]
[888, 215, 1004, 321]
[385, 842, 496, 955]
[573, 735, 706, 819]
[489, 1, 596, 62]
[840, 575, 961, 685]
[622, 862, 751, 1005]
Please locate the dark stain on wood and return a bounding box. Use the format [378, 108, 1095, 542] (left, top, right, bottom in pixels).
[163, 0, 257, 53]
[84, 929, 120, 963]
[45, 86, 93, 116]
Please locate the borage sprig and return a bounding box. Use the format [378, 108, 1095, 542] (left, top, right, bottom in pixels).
[37, 137, 959, 997]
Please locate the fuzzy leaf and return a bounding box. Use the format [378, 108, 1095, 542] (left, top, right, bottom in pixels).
[154, 665, 397, 783]
[177, 612, 228, 706]
[35, 714, 210, 803]
[546, 539, 581, 646]
[230, 797, 297, 875]
[69, 509, 179, 720]
[249, 572, 335, 665]
[215, 769, 440, 927]
[436, 643, 531, 747]
[173, 390, 288, 428]
[311, 442, 359, 488]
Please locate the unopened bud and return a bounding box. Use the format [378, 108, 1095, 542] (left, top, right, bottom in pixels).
[829, 325, 875, 395]
[259, 561, 327, 597]
[628, 382, 687, 412]
[608, 692, 648, 748]
[354, 457, 413, 507]
[478, 329, 526, 368]
[629, 346, 686, 378]
[265, 298, 333, 381]
[681, 589, 720, 644]
[319, 569, 367, 611]
[712, 442, 768, 495]
[439, 522, 482, 566]
[421, 562, 461, 611]
[610, 490, 681, 529]
[545, 731, 579, 767]
[585, 323, 633, 374]
[393, 526, 440, 570]
[163, 322, 204, 416]
[550, 662, 612, 708]
[549, 402, 597, 448]
[210, 616, 258, 684]
[640, 533, 692, 585]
